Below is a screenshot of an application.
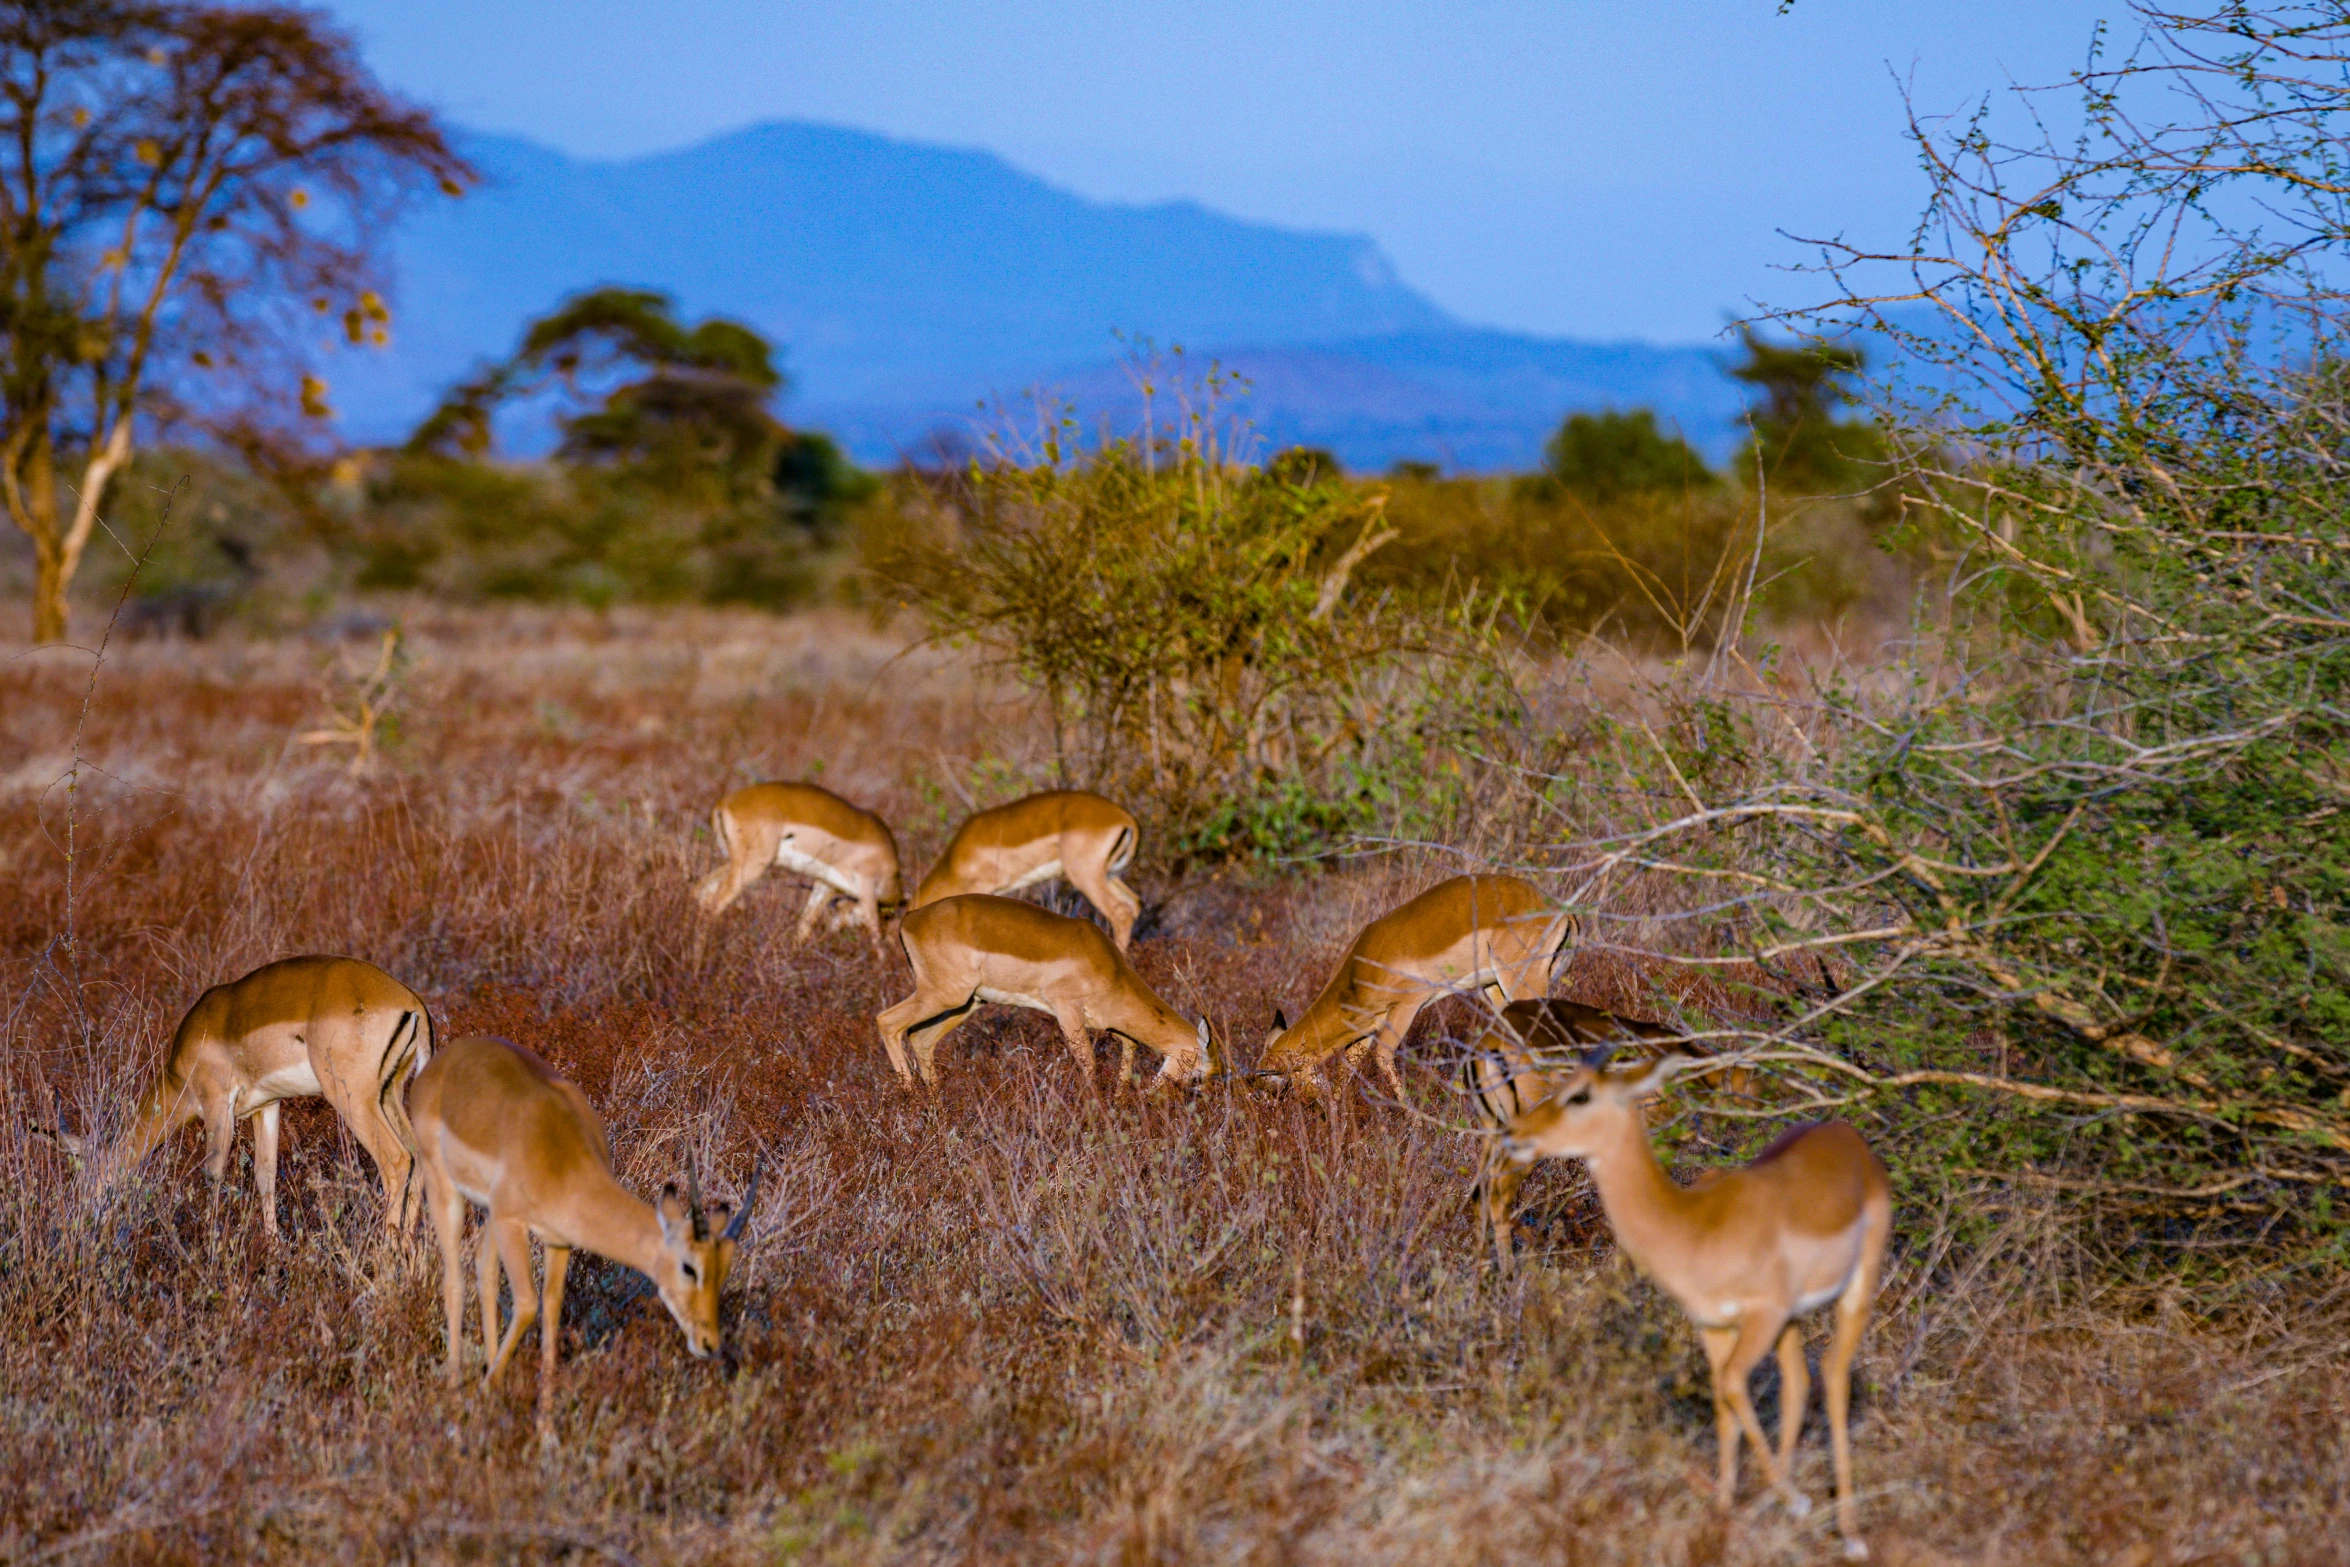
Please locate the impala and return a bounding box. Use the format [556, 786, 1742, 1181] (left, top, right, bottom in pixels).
[911, 790, 1142, 951]
[1502, 1046, 1891, 1560]
[408, 1033, 755, 1436]
[1460, 997, 1682, 1276]
[1253, 874, 1573, 1101]
[695, 780, 903, 948]
[877, 893, 1214, 1092]
[39, 955, 432, 1237]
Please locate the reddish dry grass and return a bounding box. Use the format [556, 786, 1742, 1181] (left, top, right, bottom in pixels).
[0, 605, 2341, 1566]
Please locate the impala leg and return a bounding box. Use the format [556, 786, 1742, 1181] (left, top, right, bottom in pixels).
[793, 883, 831, 944]
[1476, 1148, 1528, 1277]
[908, 1003, 978, 1087]
[420, 1164, 469, 1388]
[251, 1101, 282, 1239]
[475, 1213, 504, 1369]
[537, 1243, 571, 1442]
[875, 995, 931, 1087]
[1705, 1313, 1805, 1514]
[1699, 1326, 1742, 1507]
[1824, 1251, 1883, 1558]
[695, 809, 757, 916]
[855, 893, 888, 957]
[1050, 1004, 1103, 1094]
[1775, 1322, 1811, 1479]
[338, 1093, 414, 1236]
[1369, 998, 1426, 1105]
[201, 1089, 239, 1219]
[484, 1217, 539, 1385]
[694, 863, 740, 915]
[1061, 838, 1142, 952]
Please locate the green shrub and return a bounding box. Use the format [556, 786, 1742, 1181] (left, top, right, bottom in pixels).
[869, 408, 1514, 863]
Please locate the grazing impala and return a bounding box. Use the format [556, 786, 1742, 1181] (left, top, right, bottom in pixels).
[695, 780, 903, 948]
[911, 790, 1142, 951]
[1253, 874, 1573, 1101]
[877, 894, 1214, 1092]
[408, 1034, 755, 1436]
[1502, 1046, 1891, 1560]
[1461, 998, 1683, 1276]
[39, 955, 432, 1237]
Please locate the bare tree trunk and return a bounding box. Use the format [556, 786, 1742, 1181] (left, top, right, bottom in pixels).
[14, 415, 131, 643]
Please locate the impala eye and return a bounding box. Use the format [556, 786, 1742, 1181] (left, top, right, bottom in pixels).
[681, 1263, 700, 1285]
[1564, 1088, 1591, 1106]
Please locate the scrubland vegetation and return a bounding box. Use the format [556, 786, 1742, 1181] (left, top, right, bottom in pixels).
[4, 610, 2342, 1566]
[6, 1, 2350, 1562]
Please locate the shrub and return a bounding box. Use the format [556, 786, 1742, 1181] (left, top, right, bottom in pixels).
[869, 407, 1514, 862]
[1541, 408, 1714, 500]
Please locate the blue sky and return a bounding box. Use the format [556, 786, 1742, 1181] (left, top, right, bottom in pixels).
[316, 0, 2116, 345]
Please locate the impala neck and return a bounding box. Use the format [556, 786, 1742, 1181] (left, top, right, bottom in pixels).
[548, 1162, 671, 1279]
[1579, 1106, 1698, 1281]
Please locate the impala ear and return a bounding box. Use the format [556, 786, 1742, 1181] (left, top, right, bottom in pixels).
[1615, 1048, 1700, 1101]
[657, 1183, 690, 1245]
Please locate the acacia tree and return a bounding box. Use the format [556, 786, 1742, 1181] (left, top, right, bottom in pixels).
[409, 286, 787, 496]
[0, 1, 469, 641]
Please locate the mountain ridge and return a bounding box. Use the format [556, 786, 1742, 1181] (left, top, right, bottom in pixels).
[328, 120, 1742, 471]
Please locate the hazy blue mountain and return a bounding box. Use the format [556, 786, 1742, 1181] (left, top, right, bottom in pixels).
[849, 330, 1745, 473]
[330, 121, 1743, 472]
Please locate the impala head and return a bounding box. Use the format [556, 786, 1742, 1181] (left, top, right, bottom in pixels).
[1503, 1045, 1700, 1162]
[1243, 1008, 1292, 1093]
[30, 1088, 91, 1165]
[650, 1156, 760, 1357]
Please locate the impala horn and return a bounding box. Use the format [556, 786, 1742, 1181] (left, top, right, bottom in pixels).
[686, 1150, 708, 1242]
[720, 1154, 762, 1245]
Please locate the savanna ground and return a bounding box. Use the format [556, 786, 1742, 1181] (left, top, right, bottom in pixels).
[0, 606, 2341, 1566]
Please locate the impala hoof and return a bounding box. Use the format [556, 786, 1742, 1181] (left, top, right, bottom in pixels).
[1781, 1489, 1814, 1520]
[1839, 1538, 1869, 1561]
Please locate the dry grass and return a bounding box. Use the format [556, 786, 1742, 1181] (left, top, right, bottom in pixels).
[0, 605, 2341, 1566]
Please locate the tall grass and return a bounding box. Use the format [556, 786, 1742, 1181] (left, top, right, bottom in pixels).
[1, 607, 2339, 1564]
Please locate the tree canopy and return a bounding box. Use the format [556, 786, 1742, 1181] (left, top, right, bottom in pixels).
[1543, 408, 1713, 499]
[1726, 327, 1882, 493]
[0, 0, 470, 640]
[410, 286, 791, 498]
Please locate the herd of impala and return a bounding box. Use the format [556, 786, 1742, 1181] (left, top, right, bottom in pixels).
[40, 779, 1893, 1558]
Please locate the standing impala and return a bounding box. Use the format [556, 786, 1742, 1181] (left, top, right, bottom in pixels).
[39, 955, 432, 1237]
[1502, 1046, 1891, 1560]
[877, 894, 1214, 1092]
[911, 790, 1142, 951]
[1253, 874, 1573, 1102]
[408, 1034, 755, 1437]
[695, 780, 903, 949]
[1461, 998, 1683, 1276]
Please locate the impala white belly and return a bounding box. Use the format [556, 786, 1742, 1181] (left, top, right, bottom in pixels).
[775, 840, 863, 898]
[975, 985, 1055, 1015]
[999, 858, 1064, 893]
[246, 1059, 323, 1108]
[1792, 1281, 1847, 1316]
